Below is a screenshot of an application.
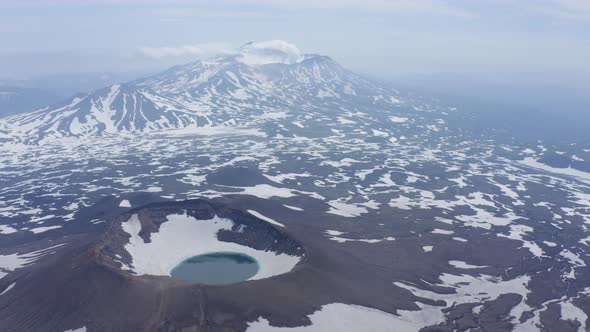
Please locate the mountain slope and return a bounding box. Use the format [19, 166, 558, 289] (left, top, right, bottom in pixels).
[2, 42, 404, 143]
[5, 84, 212, 141]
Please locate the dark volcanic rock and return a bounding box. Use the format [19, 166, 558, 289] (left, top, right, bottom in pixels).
[0, 197, 418, 332]
[206, 167, 275, 187]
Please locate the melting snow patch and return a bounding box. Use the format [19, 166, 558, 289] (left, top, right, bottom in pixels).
[372, 129, 388, 137]
[119, 199, 131, 208]
[395, 273, 531, 324]
[560, 299, 588, 331]
[390, 116, 408, 123]
[449, 260, 488, 269]
[0, 282, 15, 296]
[158, 126, 265, 137]
[321, 158, 360, 168]
[327, 200, 368, 217]
[324, 230, 394, 243]
[146, 186, 163, 193]
[455, 207, 519, 229]
[247, 210, 285, 228]
[27, 225, 62, 234]
[64, 327, 87, 332]
[498, 224, 544, 258]
[248, 303, 439, 332]
[431, 228, 453, 235]
[283, 204, 303, 211]
[263, 172, 311, 184]
[0, 225, 17, 234]
[560, 249, 586, 267]
[0, 244, 66, 279]
[234, 184, 296, 199]
[519, 157, 590, 185]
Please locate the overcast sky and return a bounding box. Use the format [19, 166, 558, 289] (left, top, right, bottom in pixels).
[1, 0, 589, 80]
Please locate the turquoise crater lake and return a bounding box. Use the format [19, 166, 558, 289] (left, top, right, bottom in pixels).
[170, 252, 260, 285]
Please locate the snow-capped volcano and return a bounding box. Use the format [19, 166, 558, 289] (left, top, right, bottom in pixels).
[1, 41, 401, 143]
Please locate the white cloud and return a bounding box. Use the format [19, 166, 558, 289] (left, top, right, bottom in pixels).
[237, 40, 303, 65]
[135, 43, 232, 60]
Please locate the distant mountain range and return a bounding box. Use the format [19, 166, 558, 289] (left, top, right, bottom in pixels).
[0, 87, 60, 118]
[0, 72, 148, 118]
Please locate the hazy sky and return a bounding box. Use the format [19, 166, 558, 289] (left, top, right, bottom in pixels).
[1, 0, 589, 79]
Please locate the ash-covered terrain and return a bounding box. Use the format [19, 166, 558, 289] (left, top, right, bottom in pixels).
[0, 41, 589, 332]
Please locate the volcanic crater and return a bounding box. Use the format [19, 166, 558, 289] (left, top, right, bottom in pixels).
[102, 199, 306, 284]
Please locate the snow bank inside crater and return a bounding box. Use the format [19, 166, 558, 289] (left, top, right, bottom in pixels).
[121, 213, 300, 281]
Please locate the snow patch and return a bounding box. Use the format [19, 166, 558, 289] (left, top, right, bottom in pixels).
[520, 157, 590, 185]
[119, 199, 131, 208]
[431, 228, 454, 235]
[422, 246, 434, 252]
[0, 225, 18, 234]
[0, 282, 15, 296]
[560, 299, 588, 331]
[64, 327, 87, 332]
[283, 204, 303, 211]
[247, 210, 285, 228]
[325, 229, 395, 244]
[248, 303, 440, 332]
[449, 260, 488, 269]
[0, 244, 66, 279]
[27, 225, 62, 234]
[390, 116, 408, 123]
